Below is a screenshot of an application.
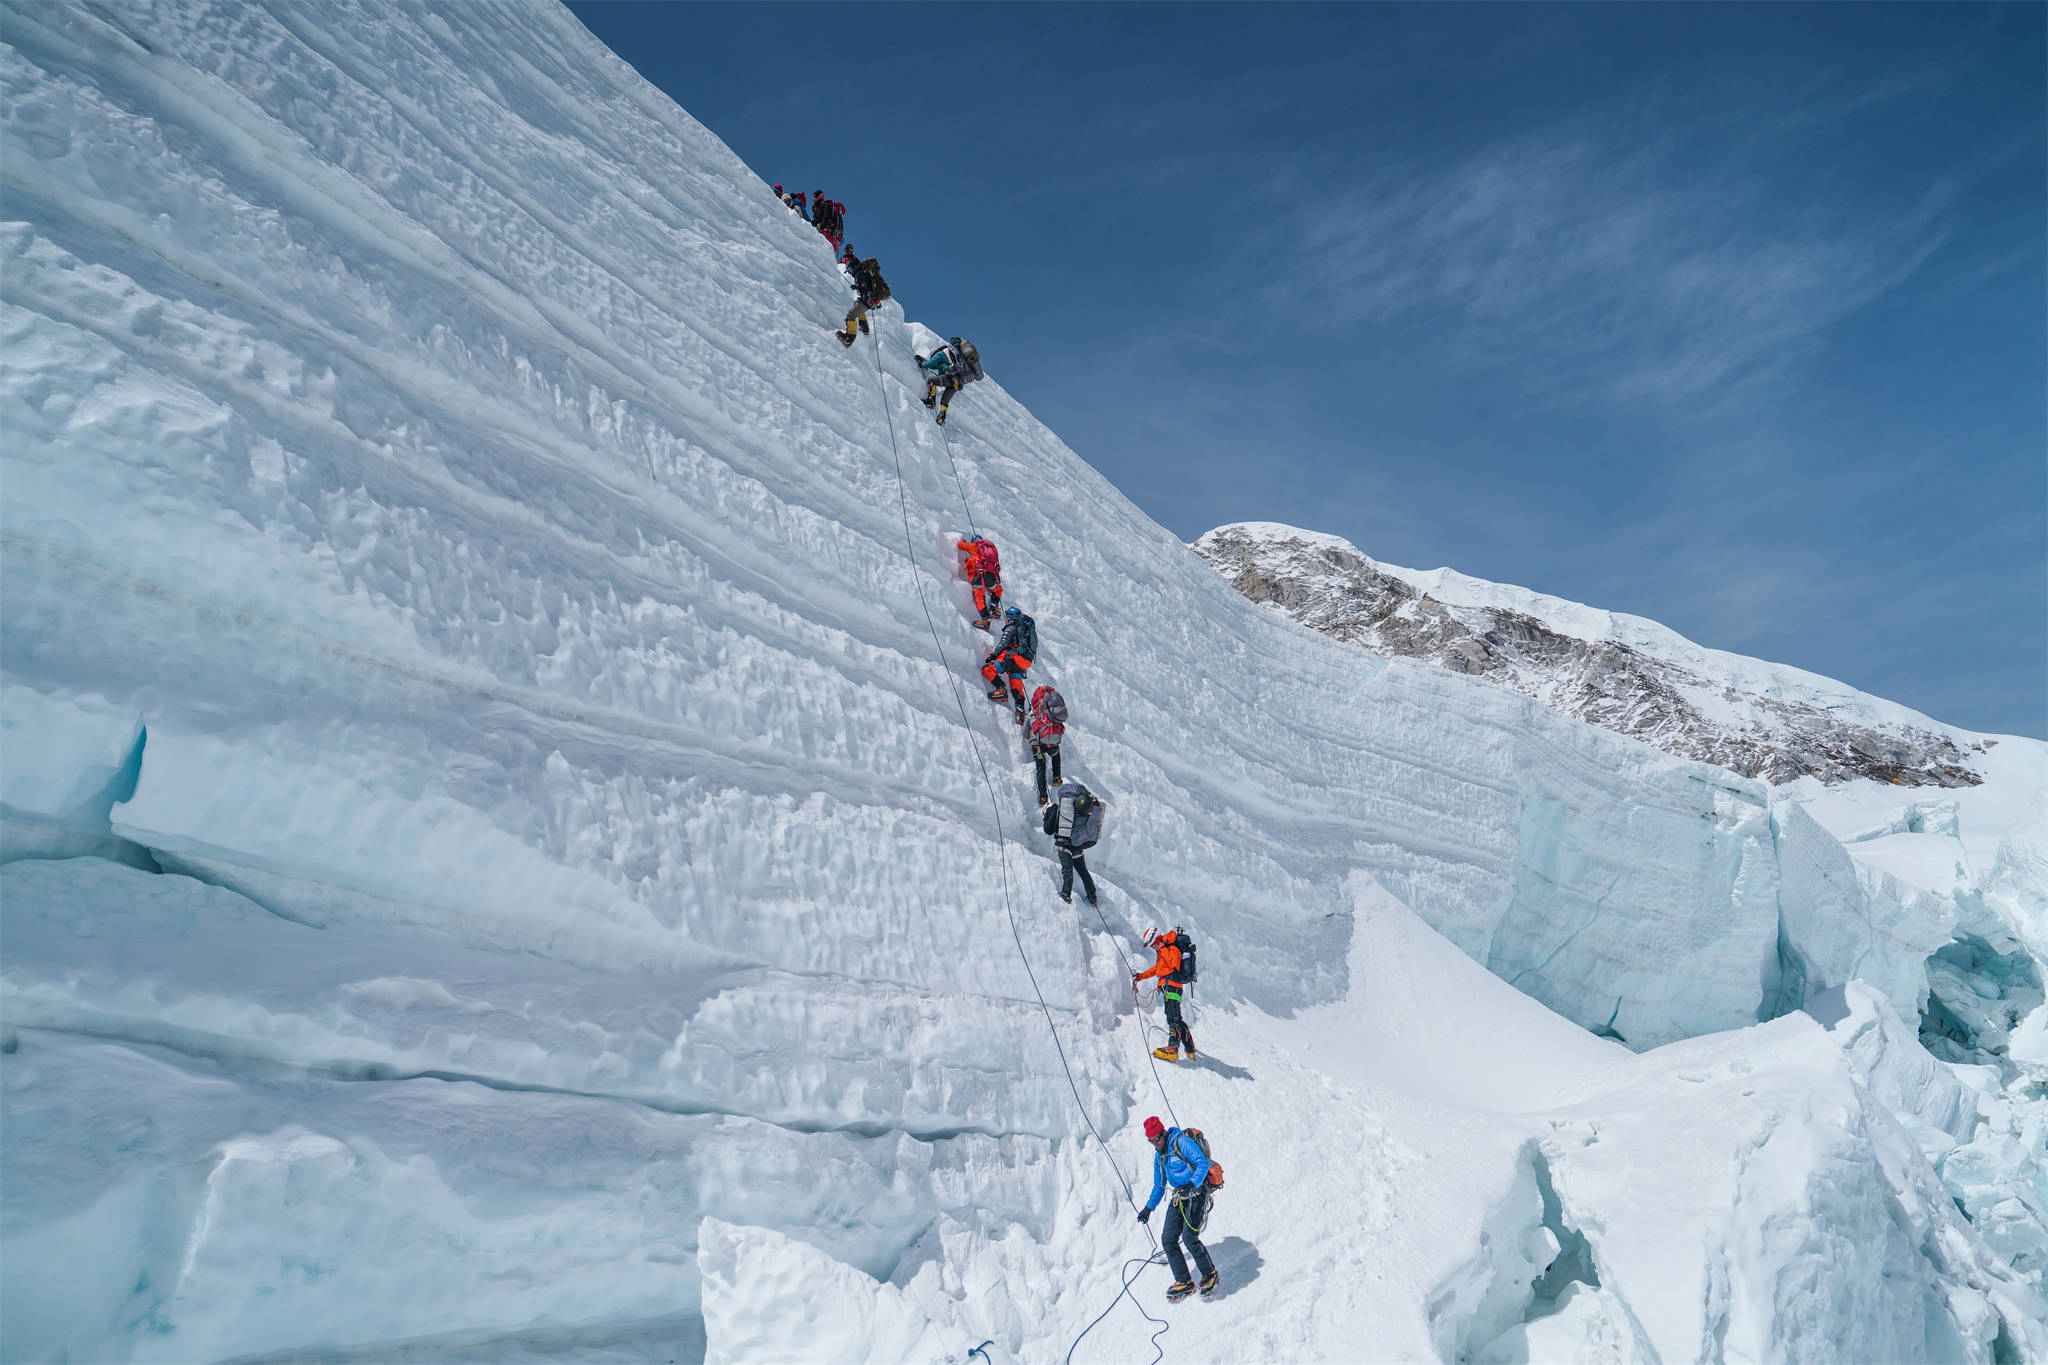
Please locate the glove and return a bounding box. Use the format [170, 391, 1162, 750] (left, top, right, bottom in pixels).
[1137, 1207, 1150, 1226]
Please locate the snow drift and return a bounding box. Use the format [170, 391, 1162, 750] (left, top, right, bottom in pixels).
[2, 1, 2042, 1360]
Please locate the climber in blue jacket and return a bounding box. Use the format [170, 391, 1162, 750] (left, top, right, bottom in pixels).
[1137, 1115, 1219, 1301]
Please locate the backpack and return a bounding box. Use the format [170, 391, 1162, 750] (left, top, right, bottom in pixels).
[1041, 785, 1100, 845]
[1012, 614, 1037, 661]
[856, 259, 889, 303]
[1070, 788, 1103, 850]
[1030, 685, 1067, 741]
[1180, 1127, 1225, 1190]
[957, 340, 983, 383]
[1170, 932, 1197, 987]
[974, 540, 1001, 576]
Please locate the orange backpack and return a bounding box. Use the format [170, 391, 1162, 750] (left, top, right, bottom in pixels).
[1182, 1127, 1225, 1189]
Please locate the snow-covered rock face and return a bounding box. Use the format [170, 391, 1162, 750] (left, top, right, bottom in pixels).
[1193, 522, 1990, 787]
[3, 1, 2045, 1361]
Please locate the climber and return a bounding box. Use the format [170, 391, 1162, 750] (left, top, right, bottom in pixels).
[1045, 776, 1103, 906]
[956, 533, 1004, 629]
[916, 337, 984, 426]
[1133, 926, 1197, 1061]
[1137, 1115, 1220, 1302]
[812, 191, 843, 252]
[981, 605, 1036, 723]
[837, 256, 890, 347]
[1026, 683, 1067, 805]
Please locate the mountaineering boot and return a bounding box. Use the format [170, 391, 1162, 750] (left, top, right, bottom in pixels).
[1183, 1041, 1198, 1060]
[922, 393, 938, 410]
[935, 408, 949, 426]
[836, 327, 856, 348]
[1165, 1280, 1195, 1303]
[1152, 1045, 1181, 1062]
[1199, 1270, 1219, 1298]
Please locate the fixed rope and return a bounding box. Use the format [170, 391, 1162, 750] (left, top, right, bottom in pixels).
[932, 417, 980, 539]
[865, 339, 1172, 1365]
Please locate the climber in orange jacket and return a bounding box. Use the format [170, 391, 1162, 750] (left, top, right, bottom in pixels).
[956, 534, 1003, 630]
[1133, 926, 1198, 1062]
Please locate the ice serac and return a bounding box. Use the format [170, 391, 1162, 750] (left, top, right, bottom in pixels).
[1540, 1015, 2042, 1365]
[698, 1219, 954, 1365]
[3, 0, 2044, 1361]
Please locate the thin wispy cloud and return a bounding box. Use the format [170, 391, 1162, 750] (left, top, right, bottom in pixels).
[1260, 121, 1954, 411]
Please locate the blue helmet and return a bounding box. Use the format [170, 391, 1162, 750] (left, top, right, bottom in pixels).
[1004, 606, 1021, 620]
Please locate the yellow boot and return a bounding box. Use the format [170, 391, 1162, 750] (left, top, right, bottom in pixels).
[1151, 1045, 1180, 1062]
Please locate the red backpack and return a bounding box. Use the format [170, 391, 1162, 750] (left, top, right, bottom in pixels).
[1029, 685, 1067, 741]
[972, 539, 1001, 576]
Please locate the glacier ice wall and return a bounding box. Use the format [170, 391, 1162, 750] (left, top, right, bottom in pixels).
[3, 0, 2043, 1359]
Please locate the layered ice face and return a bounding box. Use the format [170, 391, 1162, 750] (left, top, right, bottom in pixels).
[2, 1, 2041, 1361]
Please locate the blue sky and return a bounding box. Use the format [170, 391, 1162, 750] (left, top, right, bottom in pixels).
[571, 2, 2045, 738]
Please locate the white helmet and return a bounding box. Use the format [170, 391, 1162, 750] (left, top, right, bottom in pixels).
[1140, 927, 1161, 948]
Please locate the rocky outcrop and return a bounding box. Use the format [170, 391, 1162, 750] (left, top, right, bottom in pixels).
[1194, 523, 1983, 788]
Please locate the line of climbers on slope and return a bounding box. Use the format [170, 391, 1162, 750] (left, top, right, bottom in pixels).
[957, 531, 1220, 1303]
[773, 182, 847, 255]
[789, 176, 1223, 1306]
[784, 193, 986, 427]
[961, 538, 1219, 1303]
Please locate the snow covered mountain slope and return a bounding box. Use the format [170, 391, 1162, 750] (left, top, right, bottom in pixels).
[1, 1, 2042, 1360]
[1192, 521, 2013, 789]
[1193, 521, 2048, 1060]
